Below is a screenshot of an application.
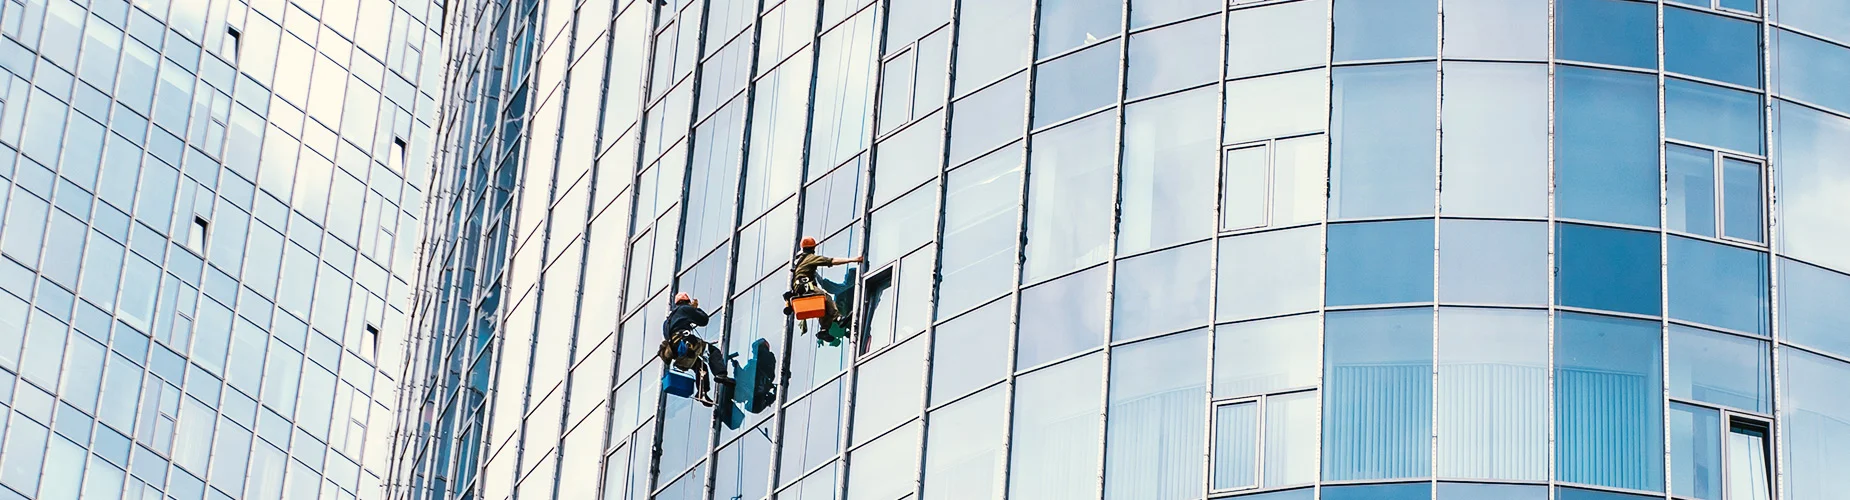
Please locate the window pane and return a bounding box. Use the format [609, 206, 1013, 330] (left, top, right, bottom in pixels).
[1113, 242, 1210, 341]
[955, 0, 1032, 95]
[1780, 258, 1850, 358]
[938, 146, 1023, 317]
[1024, 114, 1116, 281]
[1436, 308, 1548, 481]
[1323, 483, 1432, 500]
[1032, 43, 1121, 128]
[1557, 0, 1657, 69]
[930, 300, 1011, 405]
[1222, 146, 1268, 231]
[1212, 402, 1259, 490]
[1772, 29, 1850, 116]
[852, 338, 926, 443]
[1225, 69, 1329, 144]
[1104, 330, 1208, 500]
[1438, 220, 1548, 306]
[1037, 0, 1122, 57]
[1557, 223, 1662, 316]
[1726, 426, 1772, 500]
[1774, 0, 1850, 46]
[874, 117, 945, 208]
[1666, 78, 1764, 155]
[921, 385, 1005, 500]
[1265, 392, 1320, 487]
[1330, 63, 1437, 219]
[1785, 348, 1850, 500]
[1774, 101, 1850, 272]
[1324, 308, 1433, 481]
[1442, 0, 1547, 60]
[1721, 158, 1763, 242]
[1667, 144, 1718, 237]
[1435, 482, 1548, 500]
[1669, 325, 1770, 413]
[1556, 67, 1660, 227]
[1015, 265, 1108, 369]
[869, 183, 939, 268]
[1327, 220, 1435, 307]
[1556, 312, 1664, 492]
[1215, 313, 1320, 399]
[1670, 402, 1723, 500]
[1558, 488, 1663, 500]
[1008, 354, 1103, 500]
[1227, 0, 1328, 79]
[1272, 135, 1329, 227]
[845, 422, 920, 500]
[1131, 0, 1218, 29]
[1121, 87, 1217, 254]
[949, 74, 1027, 166]
[1664, 7, 1761, 88]
[1440, 62, 1548, 217]
[1127, 16, 1219, 100]
[1667, 236, 1770, 336]
[1218, 227, 1322, 322]
[1332, 0, 1435, 61]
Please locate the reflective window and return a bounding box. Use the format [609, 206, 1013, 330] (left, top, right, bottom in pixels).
[779, 379, 845, 485]
[1557, 67, 1660, 227]
[1784, 348, 1850, 500]
[1032, 43, 1120, 128]
[1667, 236, 1770, 335]
[1126, 16, 1219, 100]
[1008, 353, 1103, 500]
[1667, 144, 1720, 238]
[1772, 29, 1850, 116]
[1104, 330, 1208, 500]
[1215, 313, 1321, 398]
[868, 182, 939, 269]
[1024, 114, 1116, 282]
[1332, 0, 1436, 61]
[1223, 134, 1327, 231]
[955, 0, 1032, 95]
[1557, 488, 1663, 500]
[1327, 219, 1435, 307]
[1666, 78, 1765, 155]
[1557, 0, 1657, 69]
[1015, 265, 1108, 369]
[812, 13, 879, 170]
[1665, 6, 1762, 88]
[1264, 392, 1320, 487]
[1556, 312, 1664, 492]
[1436, 308, 1548, 480]
[851, 338, 926, 442]
[1330, 63, 1436, 219]
[1131, 0, 1218, 29]
[1438, 220, 1548, 306]
[873, 118, 944, 208]
[1037, 0, 1122, 57]
[1442, 0, 1548, 60]
[1435, 483, 1548, 500]
[1323, 483, 1432, 500]
[1669, 325, 1770, 413]
[1122, 87, 1217, 254]
[1225, 69, 1329, 145]
[845, 422, 920, 500]
[930, 300, 1011, 405]
[921, 385, 1005, 500]
[1774, 101, 1850, 272]
[1113, 242, 1210, 341]
[1775, 0, 1850, 46]
[1212, 401, 1259, 490]
[1780, 258, 1850, 358]
[1722, 157, 1765, 243]
[939, 145, 1023, 317]
[1218, 227, 1322, 322]
[1440, 62, 1548, 217]
[1727, 422, 1773, 500]
[1324, 308, 1433, 480]
[949, 74, 1027, 166]
[1557, 223, 1661, 316]
[1227, 0, 1328, 79]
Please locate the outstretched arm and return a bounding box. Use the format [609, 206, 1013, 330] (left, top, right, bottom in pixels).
[830, 256, 864, 266]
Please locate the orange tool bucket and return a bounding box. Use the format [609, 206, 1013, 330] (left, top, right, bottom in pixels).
[790, 295, 828, 320]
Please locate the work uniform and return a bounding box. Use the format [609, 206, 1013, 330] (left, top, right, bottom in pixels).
[791, 252, 850, 339]
[660, 304, 727, 404]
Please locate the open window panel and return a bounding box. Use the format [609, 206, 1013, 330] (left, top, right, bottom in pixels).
[361, 323, 380, 362]
[1210, 389, 1320, 494]
[1724, 418, 1772, 500]
[1665, 143, 1765, 245]
[858, 246, 935, 357]
[186, 215, 210, 254]
[1671, 401, 1773, 500]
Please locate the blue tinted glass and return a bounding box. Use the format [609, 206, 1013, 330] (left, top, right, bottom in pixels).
[1215, 314, 1321, 398]
[1556, 67, 1659, 226]
[1232, 488, 1314, 500]
[1721, 158, 1763, 243]
[1438, 220, 1549, 306]
[1113, 243, 1210, 341]
[1556, 312, 1664, 492]
[1037, 0, 1122, 57]
[1667, 236, 1770, 335]
[1773, 29, 1850, 116]
[1669, 402, 1723, 500]
[1324, 308, 1433, 481]
[1227, 0, 1328, 79]
[1436, 308, 1549, 481]
[949, 75, 1026, 166]
[1126, 16, 1219, 100]
[1780, 258, 1850, 358]
[1669, 325, 1771, 413]
[954, 0, 1032, 94]
[1024, 114, 1116, 282]
[1218, 228, 1322, 322]
[1666, 78, 1765, 154]
[1442, 0, 1549, 60]
[1015, 265, 1108, 369]
[1333, 0, 1437, 61]
[1774, 102, 1850, 272]
[1323, 483, 1433, 500]
[1665, 7, 1762, 88]
[1557, 0, 1657, 69]
[1435, 483, 1548, 500]
[1032, 43, 1120, 128]
[930, 299, 1010, 405]
[1009, 353, 1103, 499]
[1212, 402, 1258, 490]
[1327, 220, 1435, 306]
[938, 145, 1022, 317]
[1440, 62, 1549, 218]
[1557, 223, 1661, 316]
[1666, 144, 1717, 237]
[1783, 348, 1850, 500]
[1121, 88, 1217, 255]
[1131, 0, 1218, 29]
[1772, 0, 1850, 47]
[1104, 331, 1208, 500]
[1556, 487, 1665, 500]
[921, 385, 1005, 500]
[1330, 63, 1436, 219]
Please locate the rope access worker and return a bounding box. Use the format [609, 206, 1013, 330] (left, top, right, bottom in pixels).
[659, 293, 731, 406]
[789, 237, 863, 345]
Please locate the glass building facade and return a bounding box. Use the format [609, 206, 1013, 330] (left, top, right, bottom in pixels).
[392, 0, 1850, 499]
[0, 0, 442, 497]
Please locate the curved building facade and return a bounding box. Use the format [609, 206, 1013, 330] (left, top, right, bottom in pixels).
[393, 0, 1850, 499]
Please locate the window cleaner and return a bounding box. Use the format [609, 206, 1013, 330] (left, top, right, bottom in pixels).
[658, 293, 732, 406]
[784, 237, 863, 347]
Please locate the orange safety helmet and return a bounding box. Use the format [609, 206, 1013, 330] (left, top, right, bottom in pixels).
[800, 237, 818, 249]
[674, 292, 692, 304]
